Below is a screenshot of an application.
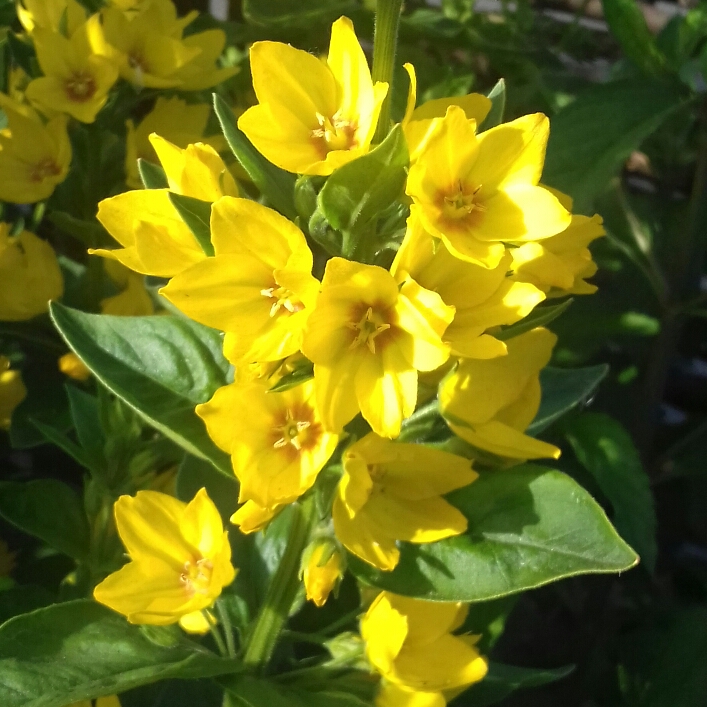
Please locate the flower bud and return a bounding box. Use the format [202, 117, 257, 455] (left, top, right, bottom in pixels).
[303, 541, 344, 608]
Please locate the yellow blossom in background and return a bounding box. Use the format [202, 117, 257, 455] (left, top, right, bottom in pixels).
[18, 0, 86, 35]
[100, 260, 155, 316]
[301, 258, 453, 438]
[91, 189, 205, 277]
[124, 98, 219, 189]
[26, 21, 119, 124]
[162, 198, 320, 364]
[0, 96, 71, 204]
[0, 358, 26, 430]
[58, 352, 91, 382]
[440, 327, 561, 460]
[510, 190, 605, 295]
[93, 488, 235, 630]
[362, 592, 487, 706]
[392, 208, 545, 359]
[406, 106, 570, 268]
[169, 29, 239, 91]
[150, 135, 238, 202]
[402, 63, 491, 164]
[238, 17, 388, 176]
[0, 226, 63, 321]
[197, 379, 338, 515]
[67, 694, 121, 707]
[332, 434, 476, 571]
[303, 541, 344, 607]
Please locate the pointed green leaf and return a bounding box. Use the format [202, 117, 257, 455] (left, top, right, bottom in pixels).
[350, 464, 638, 601]
[0, 600, 240, 707]
[49, 303, 231, 476]
[30, 418, 94, 471]
[479, 78, 506, 131]
[213, 94, 297, 220]
[0, 480, 90, 561]
[168, 193, 214, 257]
[137, 159, 168, 189]
[65, 386, 105, 469]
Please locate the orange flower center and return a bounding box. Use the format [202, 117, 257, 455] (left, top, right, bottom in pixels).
[271, 404, 322, 456]
[442, 181, 487, 220]
[260, 285, 304, 318]
[312, 112, 357, 153]
[128, 50, 150, 76]
[64, 70, 97, 102]
[180, 557, 213, 597]
[29, 158, 61, 183]
[347, 306, 392, 354]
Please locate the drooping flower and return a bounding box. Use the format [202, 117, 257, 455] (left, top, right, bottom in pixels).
[0, 225, 63, 321]
[301, 258, 453, 438]
[91, 189, 205, 277]
[25, 20, 119, 123]
[303, 540, 344, 607]
[391, 207, 545, 359]
[124, 97, 221, 189]
[196, 379, 338, 514]
[510, 190, 605, 296]
[439, 327, 561, 460]
[0, 357, 26, 431]
[332, 434, 476, 571]
[100, 260, 154, 316]
[362, 592, 488, 706]
[0, 96, 71, 204]
[18, 0, 86, 35]
[401, 63, 491, 164]
[161, 198, 320, 364]
[238, 17, 388, 176]
[93, 488, 235, 631]
[150, 134, 238, 202]
[406, 105, 570, 268]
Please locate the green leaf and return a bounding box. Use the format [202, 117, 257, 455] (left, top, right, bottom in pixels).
[138, 159, 168, 189]
[563, 413, 657, 572]
[66, 386, 105, 470]
[49, 303, 232, 475]
[213, 94, 297, 220]
[462, 662, 574, 707]
[350, 464, 638, 601]
[479, 78, 506, 131]
[601, 0, 667, 76]
[318, 125, 409, 238]
[543, 78, 685, 213]
[168, 193, 214, 257]
[0, 480, 90, 561]
[495, 299, 573, 341]
[0, 600, 240, 707]
[268, 360, 314, 393]
[242, 0, 356, 27]
[48, 212, 105, 248]
[30, 418, 95, 471]
[0, 586, 54, 626]
[527, 364, 609, 435]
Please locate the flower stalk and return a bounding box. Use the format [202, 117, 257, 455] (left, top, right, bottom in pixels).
[372, 0, 404, 143]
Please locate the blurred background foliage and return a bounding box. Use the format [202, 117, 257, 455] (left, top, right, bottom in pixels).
[2, 0, 707, 704]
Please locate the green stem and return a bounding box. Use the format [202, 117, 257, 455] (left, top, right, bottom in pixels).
[242, 500, 313, 671]
[372, 0, 404, 143]
[208, 618, 229, 657]
[216, 599, 237, 658]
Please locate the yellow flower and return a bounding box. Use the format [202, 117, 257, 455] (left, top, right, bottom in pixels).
[196, 379, 338, 512]
[301, 258, 453, 438]
[0, 225, 63, 320]
[0, 357, 26, 431]
[124, 97, 220, 189]
[150, 134, 238, 202]
[303, 541, 344, 607]
[376, 683, 444, 707]
[100, 260, 155, 316]
[362, 592, 487, 701]
[67, 695, 121, 707]
[402, 63, 491, 164]
[332, 434, 476, 571]
[58, 352, 91, 381]
[392, 208, 545, 359]
[238, 17, 388, 176]
[18, 0, 86, 35]
[406, 106, 570, 268]
[510, 190, 605, 296]
[26, 20, 119, 124]
[161, 198, 319, 364]
[0, 96, 71, 204]
[440, 327, 561, 460]
[231, 501, 282, 534]
[91, 1, 236, 90]
[93, 488, 236, 629]
[91, 189, 205, 277]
